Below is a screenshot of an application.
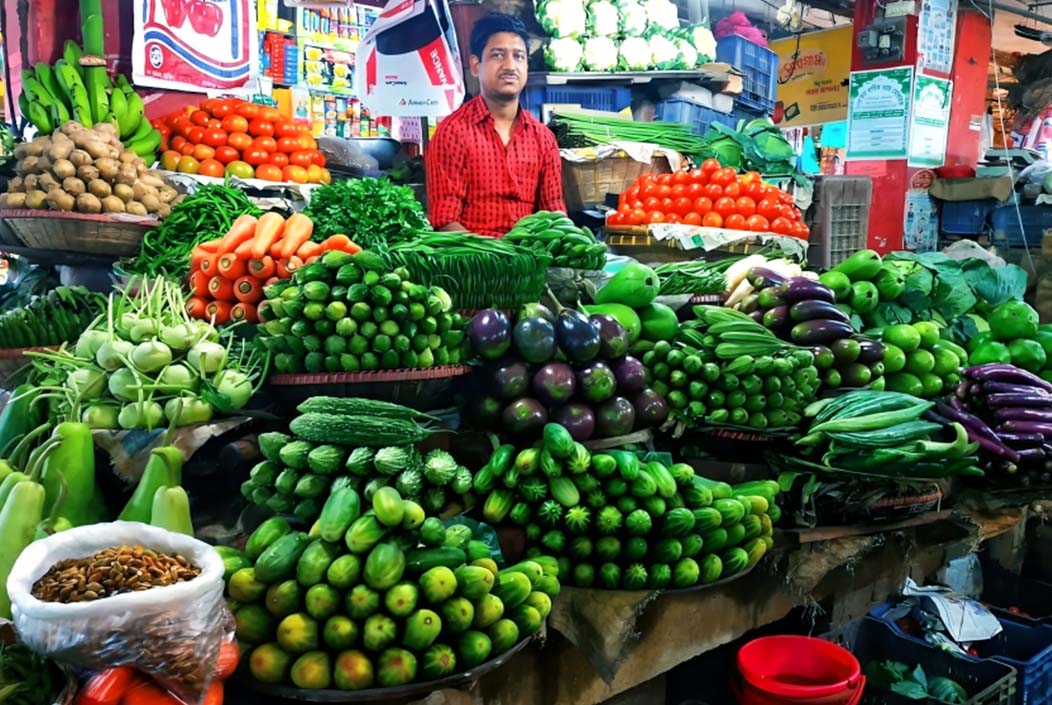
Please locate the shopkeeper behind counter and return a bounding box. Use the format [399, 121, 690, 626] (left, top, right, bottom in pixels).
[425, 14, 566, 238]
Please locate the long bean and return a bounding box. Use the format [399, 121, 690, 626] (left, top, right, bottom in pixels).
[552, 111, 706, 155]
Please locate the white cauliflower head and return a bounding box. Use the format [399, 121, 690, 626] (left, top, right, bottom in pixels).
[648, 32, 683, 69]
[583, 36, 620, 71]
[643, 0, 680, 31]
[619, 36, 653, 70]
[587, 0, 621, 37]
[676, 37, 699, 68]
[690, 25, 717, 61]
[617, 0, 648, 36]
[537, 0, 587, 38]
[544, 37, 585, 71]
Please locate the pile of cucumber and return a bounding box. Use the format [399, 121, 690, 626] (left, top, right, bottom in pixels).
[505, 211, 607, 271]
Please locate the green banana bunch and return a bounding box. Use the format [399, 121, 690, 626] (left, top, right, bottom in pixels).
[0, 286, 104, 349]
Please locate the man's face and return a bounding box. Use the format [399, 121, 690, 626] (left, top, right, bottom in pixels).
[470, 32, 528, 101]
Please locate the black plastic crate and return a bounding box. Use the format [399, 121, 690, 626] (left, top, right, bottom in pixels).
[983, 562, 1052, 626]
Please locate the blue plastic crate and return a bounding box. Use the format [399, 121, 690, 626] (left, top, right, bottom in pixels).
[716, 36, 778, 113]
[521, 85, 632, 119]
[872, 602, 1052, 705]
[655, 99, 738, 135]
[991, 204, 1052, 248]
[940, 199, 997, 235]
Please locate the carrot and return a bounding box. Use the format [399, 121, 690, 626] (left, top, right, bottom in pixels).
[234, 236, 256, 260]
[270, 238, 285, 257]
[233, 276, 263, 303]
[341, 240, 362, 254]
[215, 640, 240, 681]
[185, 296, 209, 319]
[198, 238, 222, 253]
[218, 214, 258, 254]
[278, 213, 314, 258]
[217, 253, 247, 280]
[264, 276, 281, 287]
[319, 233, 351, 251]
[198, 253, 217, 277]
[248, 256, 276, 279]
[231, 302, 258, 323]
[286, 255, 304, 274]
[188, 270, 210, 297]
[208, 275, 235, 301]
[191, 245, 213, 271]
[205, 300, 233, 325]
[296, 241, 323, 259]
[305, 255, 319, 264]
[251, 212, 287, 259]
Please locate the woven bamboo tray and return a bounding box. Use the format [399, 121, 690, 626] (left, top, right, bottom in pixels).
[268, 365, 472, 410]
[0, 210, 155, 257]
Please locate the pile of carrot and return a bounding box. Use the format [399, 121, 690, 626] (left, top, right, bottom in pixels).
[186, 212, 360, 324]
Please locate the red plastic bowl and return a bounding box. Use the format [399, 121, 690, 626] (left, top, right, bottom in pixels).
[737, 636, 862, 699]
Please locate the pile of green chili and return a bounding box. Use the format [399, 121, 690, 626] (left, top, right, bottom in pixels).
[125, 183, 263, 280]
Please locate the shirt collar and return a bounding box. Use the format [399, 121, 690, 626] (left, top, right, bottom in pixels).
[469, 95, 537, 131]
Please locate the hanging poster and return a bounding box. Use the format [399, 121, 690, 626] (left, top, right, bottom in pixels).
[908, 75, 952, 168]
[918, 0, 957, 75]
[846, 67, 913, 161]
[769, 27, 852, 127]
[133, 0, 258, 92]
[904, 191, 938, 252]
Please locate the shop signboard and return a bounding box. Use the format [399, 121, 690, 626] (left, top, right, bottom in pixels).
[846, 67, 913, 161]
[770, 26, 852, 127]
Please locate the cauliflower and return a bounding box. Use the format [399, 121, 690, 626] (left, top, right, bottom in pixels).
[688, 24, 717, 62]
[583, 36, 620, 71]
[587, 0, 621, 36]
[676, 37, 699, 68]
[619, 36, 653, 70]
[643, 0, 680, 31]
[617, 0, 648, 36]
[648, 31, 684, 69]
[545, 37, 584, 71]
[537, 0, 587, 38]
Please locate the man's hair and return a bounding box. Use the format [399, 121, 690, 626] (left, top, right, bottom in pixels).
[469, 13, 529, 59]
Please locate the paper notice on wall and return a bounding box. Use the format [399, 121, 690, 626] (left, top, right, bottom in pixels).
[354, 0, 465, 117]
[133, 0, 258, 92]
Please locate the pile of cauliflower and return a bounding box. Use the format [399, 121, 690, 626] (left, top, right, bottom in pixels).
[538, 0, 717, 72]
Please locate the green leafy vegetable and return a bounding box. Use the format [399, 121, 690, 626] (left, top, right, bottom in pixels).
[303, 177, 429, 250]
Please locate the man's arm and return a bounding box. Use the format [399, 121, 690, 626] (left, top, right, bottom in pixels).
[425, 126, 468, 230]
[536, 131, 567, 213]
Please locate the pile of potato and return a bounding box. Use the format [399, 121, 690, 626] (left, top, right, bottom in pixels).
[0, 121, 180, 216]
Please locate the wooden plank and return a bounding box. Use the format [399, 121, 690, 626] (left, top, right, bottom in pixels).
[782, 510, 954, 543]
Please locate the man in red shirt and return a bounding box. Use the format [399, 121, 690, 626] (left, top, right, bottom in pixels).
[425, 14, 566, 238]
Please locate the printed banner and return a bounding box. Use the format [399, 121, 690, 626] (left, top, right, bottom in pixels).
[908, 75, 952, 167]
[354, 0, 464, 117]
[133, 0, 258, 92]
[846, 67, 913, 161]
[770, 27, 851, 127]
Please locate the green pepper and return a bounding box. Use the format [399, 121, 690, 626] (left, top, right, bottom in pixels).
[832, 249, 882, 281]
[119, 447, 183, 523]
[41, 422, 101, 526]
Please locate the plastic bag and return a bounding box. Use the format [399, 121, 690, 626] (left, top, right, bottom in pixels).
[317, 136, 379, 171]
[8, 522, 228, 704]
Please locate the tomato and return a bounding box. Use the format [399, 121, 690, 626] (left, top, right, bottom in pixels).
[703, 184, 724, 199]
[201, 128, 227, 147]
[693, 196, 713, 214]
[641, 182, 661, 199]
[740, 171, 762, 185]
[627, 209, 647, 225]
[169, 135, 187, 151]
[657, 185, 672, 198]
[746, 215, 771, 232]
[248, 118, 275, 137]
[792, 221, 810, 239]
[618, 201, 632, 213]
[672, 170, 691, 185]
[207, 119, 223, 129]
[723, 182, 741, 198]
[689, 168, 707, 183]
[242, 148, 270, 166]
[228, 132, 253, 152]
[236, 102, 262, 119]
[179, 143, 195, 156]
[159, 150, 180, 171]
[630, 201, 644, 211]
[221, 114, 248, 134]
[187, 126, 205, 144]
[702, 211, 724, 228]
[624, 185, 640, 204]
[200, 98, 220, 114]
[683, 211, 703, 226]
[666, 214, 681, 223]
[253, 136, 278, 153]
[191, 144, 215, 161]
[743, 181, 765, 198]
[735, 197, 757, 217]
[260, 106, 283, 122]
[647, 210, 666, 224]
[190, 109, 211, 127]
[770, 216, 794, 235]
[226, 160, 254, 179]
[661, 198, 675, 213]
[198, 158, 225, 178]
[173, 119, 193, 139]
[687, 182, 705, 198]
[306, 164, 328, 183]
[76, 667, 138, 705]
[724, 213, 747, 230]
[210, 99, 239, 118]
[213, 146, 239, 165]
[274, 122, 301, 138]
[673, 197, 694, 216]
[270, 152, 289, 168]
[757, 199, 781, 221]
[701, 158, 721, 173]
[657, 174, 673, 186]
[176, 155, 200, 174]
[607, 212, 623, 226]
[644, 197, 662, 211]
[714, 197, 737, 217]
[255, 164, 283, 181]
[670, 184, 688, 198]
[711, 168, 736, 187]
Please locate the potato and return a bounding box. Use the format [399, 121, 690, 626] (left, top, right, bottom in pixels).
[140, 173, 166, 189]
[25, 190, 48, 209]
[13, 144, 28, 160]
[8, 177, 24, 193]
[37, 173, 59, 191]
[21, 156, 41, 174]
[95, 157, 119, 181]
[59, 121, 84, 136]
[132, 182, 152, 201]
[113, 183, 134, 202]
[62, 177, 86, 196]
[47, 138, 74, 161]
[158, 185, 178, 203]
[46, 190, 75, 211]
[51, 158, 76, 180]
[24, 138, 48, 156]
[1, 192, 26, 208]
[75, 193, 102, 214]
[140, 193, 162, 214]
[116, 164, 138, 186]
[125, 201, 148, 216]
[76, 165, 100, 182]
[23, 175, 38, 190]
[101, 195, 125, 213]
[69, 149, 92, 167]
[34, 157, 52, 174]
[87, 179, 111, 198]
[119, 150, 138, 164]
[94, 122, 117, 136]
[156, 203, 171, 219]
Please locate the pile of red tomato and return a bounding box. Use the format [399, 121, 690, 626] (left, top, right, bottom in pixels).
[606, 159, 810, 239]
[152, 97, 331, 184]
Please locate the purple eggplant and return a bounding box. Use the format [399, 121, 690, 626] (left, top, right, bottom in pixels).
[595, 395, 637, 437]
[740, 294, 761, 314]
[556, 308, 601, 363]
[512, 317, 557, 364]
[777, 278, 837, 304]
[551, 403, 596, 441]
[986, 393, 1052, 408]
[756, 287, 785, 309]
[590, 314, 629, 359]
[762, 305, 790, 331]
[997, 432, 1045, 449]
[492, 361, 531, 400]
[999, 420, 1052, 436]
[747, 267, 789, 289]
[469, 309, 512, 360]
[954, 381, 970, 400]
[520, 302, 555, 323]
[994, 407, 1052, 422]
[532, 362, 576, 406]
[609, 355, 647, 395]
[978, 381, 1052, 397]
[1016, 447, 1046, 465]
[577, 362, 617, 404]
[749, 310, 765, 324]
[502, 397, 549, 436]
[857, 338, 887, 365]
[631, 388, 669, 428]
[933, 400, 1007, 447]
[789, 300, 851, 324]
[964, 363, 1052, 392]
[790, 319, 854, 346]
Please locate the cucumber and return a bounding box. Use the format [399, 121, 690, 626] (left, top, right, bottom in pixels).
[405, 547, 467, 575]
[254, 531, 311, 584]
[318, 487, 362, 543]
[245, 517, 292, 560]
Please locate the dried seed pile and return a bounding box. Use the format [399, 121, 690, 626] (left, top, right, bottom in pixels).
[31, 545, 200, 603]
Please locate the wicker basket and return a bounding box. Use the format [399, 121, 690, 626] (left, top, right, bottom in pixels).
[268, 365, 472, 411]
[0, 210, 154, 256]
[562, 154, 671, 212]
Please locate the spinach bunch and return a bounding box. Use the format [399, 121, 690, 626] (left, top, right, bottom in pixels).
[304, 177, 428, 250]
